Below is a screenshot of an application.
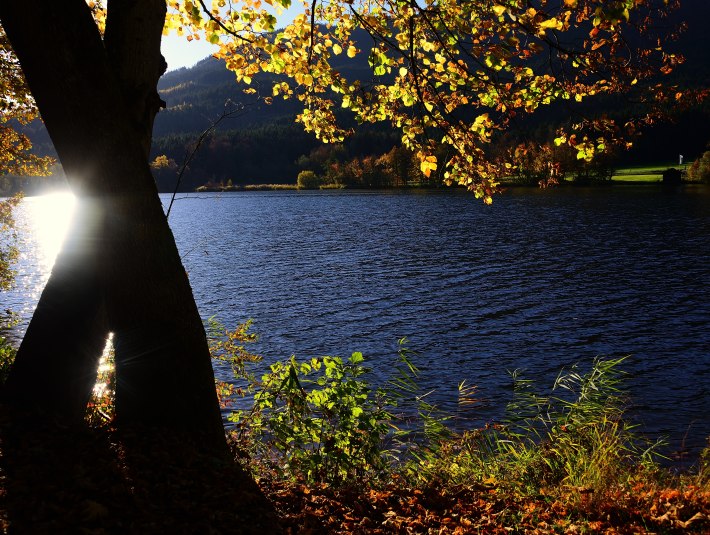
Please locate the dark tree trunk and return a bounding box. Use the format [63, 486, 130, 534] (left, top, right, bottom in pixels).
[104, 0, 168, 157]
[0, 0, 226, 452]
[3, 200, 107, 422]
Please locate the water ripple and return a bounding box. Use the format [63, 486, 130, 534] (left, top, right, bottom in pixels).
[6, 187, 710, 454]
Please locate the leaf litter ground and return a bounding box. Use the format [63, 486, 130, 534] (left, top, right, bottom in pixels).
[0, 410, 707, 533]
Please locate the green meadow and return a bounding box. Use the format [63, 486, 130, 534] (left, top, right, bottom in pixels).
[611, 163, 680, 182]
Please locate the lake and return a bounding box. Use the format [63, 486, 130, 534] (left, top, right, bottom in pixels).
[5, 186, 710, 457]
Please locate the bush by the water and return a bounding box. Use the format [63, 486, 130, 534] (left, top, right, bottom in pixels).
[296, 170, 321, 189]
[688, 151, 710, 183]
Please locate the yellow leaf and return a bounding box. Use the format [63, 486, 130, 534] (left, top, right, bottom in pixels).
[332, 43, 342, 55]
[347, 45, 357, 58]
[492, 5, 506, 16]
[539, 18, 563, 31]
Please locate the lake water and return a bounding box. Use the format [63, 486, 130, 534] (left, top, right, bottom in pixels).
[5, 187, 710, 457]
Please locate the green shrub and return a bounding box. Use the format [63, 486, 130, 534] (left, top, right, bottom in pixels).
[211, 327, 435, 483]
[229, 352, 396, 483]
[296, 170, 321, 189]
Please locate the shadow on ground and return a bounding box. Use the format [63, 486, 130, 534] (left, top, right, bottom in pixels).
[0, 406, 281, 534]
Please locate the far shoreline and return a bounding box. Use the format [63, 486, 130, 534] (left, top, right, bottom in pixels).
[191, 179, 706, 193]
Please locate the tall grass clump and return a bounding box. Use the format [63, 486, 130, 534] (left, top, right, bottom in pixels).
[404, 357, 663, 506]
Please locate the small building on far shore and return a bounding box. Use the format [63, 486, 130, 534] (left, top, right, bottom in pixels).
[662, 167, 683, 185]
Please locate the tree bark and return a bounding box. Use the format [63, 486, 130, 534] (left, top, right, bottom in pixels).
[3, 200, 107, 422]
[0, 0, 226, 452]
[104, 0, 168, 157]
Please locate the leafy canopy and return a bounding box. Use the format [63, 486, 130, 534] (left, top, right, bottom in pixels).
[165, 0, 703, 202]
[0, 28, 53, 177]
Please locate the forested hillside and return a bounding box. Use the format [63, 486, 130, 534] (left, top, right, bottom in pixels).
[149, 29, 409, 191]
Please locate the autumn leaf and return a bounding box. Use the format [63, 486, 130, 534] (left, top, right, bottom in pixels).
[539, 18, 563, 31]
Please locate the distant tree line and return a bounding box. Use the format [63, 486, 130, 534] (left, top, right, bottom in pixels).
[294, 144, 437, 189]
[149, 120, 417, 191]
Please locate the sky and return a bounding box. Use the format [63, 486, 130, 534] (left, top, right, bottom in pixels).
[161, 33, 219, 71]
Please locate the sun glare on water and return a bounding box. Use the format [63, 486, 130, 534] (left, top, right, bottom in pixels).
[25, 192, 77, 269]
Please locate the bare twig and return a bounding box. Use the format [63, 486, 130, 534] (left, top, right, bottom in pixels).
[165, 100, 247, 219]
